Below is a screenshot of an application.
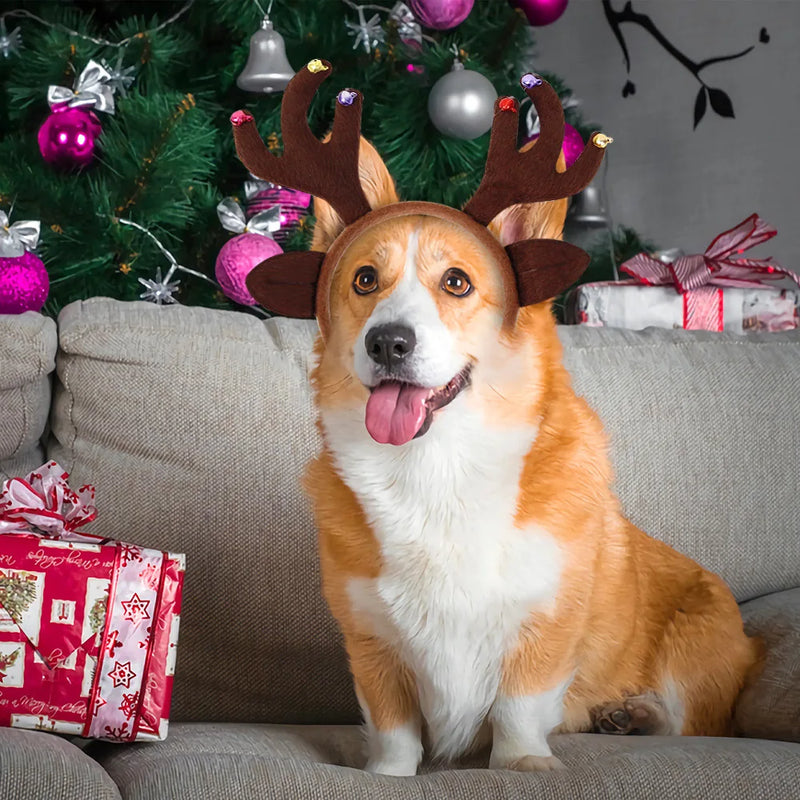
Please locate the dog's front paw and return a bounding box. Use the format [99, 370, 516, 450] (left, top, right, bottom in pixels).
[365, 758, 418, 777]
[506, 754, 566, 772]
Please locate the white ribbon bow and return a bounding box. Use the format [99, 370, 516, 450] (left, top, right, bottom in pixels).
[0, 462, 98, 543]
[47, 59, 116, 114]
[0, 210, 40, 258]
[217, 197, 281, 238]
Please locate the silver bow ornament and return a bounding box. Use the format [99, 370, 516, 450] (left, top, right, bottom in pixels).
[217, 197, 281, 238]
[390, 3, 422, 45]
[0, 210, 41, 258]
[47, 59, 116, 114]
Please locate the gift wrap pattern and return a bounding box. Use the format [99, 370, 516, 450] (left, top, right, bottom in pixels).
[568, 282, 799, 332]
[0, 463, 184, 741]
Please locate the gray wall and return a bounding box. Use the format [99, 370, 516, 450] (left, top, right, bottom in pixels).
[534, 0, 799, 266]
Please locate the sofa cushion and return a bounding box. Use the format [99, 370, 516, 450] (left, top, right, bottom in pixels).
[0, 728, 120, 800]
[92, 722, 800, 800]
[50, 298, 800, 725]
[561, 325, 800, 603]
[736, 587, 800, 742]
[0, 311, 57, 481]
[50, 298, 352, 724]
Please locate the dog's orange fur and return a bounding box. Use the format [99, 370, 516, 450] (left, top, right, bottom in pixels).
[305, 137, 759, 757]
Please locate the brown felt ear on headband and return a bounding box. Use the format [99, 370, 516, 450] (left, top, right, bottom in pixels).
[245, 251, 324, 319]
[506, 239, 590, 306]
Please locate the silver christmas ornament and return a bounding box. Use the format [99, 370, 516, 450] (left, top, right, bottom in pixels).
[0, 18, 22, 58]
[101, 52, 136, 98]
[237, 16, 296, 94]
[138, 267, 180, 305]
[427, 61, 497, 140]
[568, 182, 611, 227]
[345, 6, 386, 54]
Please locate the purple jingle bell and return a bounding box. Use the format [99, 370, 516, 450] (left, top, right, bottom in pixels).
[337, 89, 358, 107]
[521, 73, 543, 89]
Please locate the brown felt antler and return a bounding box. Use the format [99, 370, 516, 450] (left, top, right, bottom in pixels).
[230, 59, 371, 226]
[463, 75, 612, 227]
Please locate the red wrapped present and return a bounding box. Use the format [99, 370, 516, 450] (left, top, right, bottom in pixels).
[0, 462, 184, 741]
[568, 215, 800, 332]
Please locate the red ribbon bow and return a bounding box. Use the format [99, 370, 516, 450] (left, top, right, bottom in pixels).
[621, 214, 799, 293]
[0, 461, 98, 542]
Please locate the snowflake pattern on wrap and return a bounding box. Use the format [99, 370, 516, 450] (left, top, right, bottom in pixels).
[104, 722, 130, 742]
[118, 544, 143, 568]
[118, 691, 139, 721]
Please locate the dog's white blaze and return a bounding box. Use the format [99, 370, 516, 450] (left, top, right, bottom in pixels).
[325, 392, 561, 760]
[353, 229, 465, 389]
[489, 679, 571, 767]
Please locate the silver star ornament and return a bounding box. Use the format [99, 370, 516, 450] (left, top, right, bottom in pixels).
[346, 6, 385, 54]
[0, 19, 22, 58]
[138, 268, 180, 304]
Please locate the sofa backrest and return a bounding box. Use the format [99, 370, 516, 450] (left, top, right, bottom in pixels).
[1, 312, 56, 481]
[49, 298, 800, 724]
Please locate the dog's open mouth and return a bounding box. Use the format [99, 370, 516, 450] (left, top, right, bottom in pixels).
[365, 365, 472, 446]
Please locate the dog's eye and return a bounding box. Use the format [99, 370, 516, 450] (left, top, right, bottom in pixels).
[441, 268, 472, 297]
[353, 266, 378, 295]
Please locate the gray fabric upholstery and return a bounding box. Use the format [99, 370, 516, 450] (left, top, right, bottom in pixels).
[50, 299, 349, 725]
[93, 722, 800, 800]
[0, 728, 121, 800]
[736, 588, 800, 742]
[0, 311, 57, 481]
[560, 325, 800, 602]
[50, 298, 800, 726]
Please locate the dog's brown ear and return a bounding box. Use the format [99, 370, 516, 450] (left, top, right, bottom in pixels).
[245, 251, 324, 318]
[506, 239, 590, 306]
[312, 136, 400, 252]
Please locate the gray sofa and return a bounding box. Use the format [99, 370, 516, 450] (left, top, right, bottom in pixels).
[1, 297, 798, 800]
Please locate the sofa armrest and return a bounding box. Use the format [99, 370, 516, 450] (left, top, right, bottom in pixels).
[736, 587, 800, 742]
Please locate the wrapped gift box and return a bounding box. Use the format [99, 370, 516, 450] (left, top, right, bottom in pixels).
[567, 215, 800, 333]
[567, 282, 799, 332]
[0, 462, 184, 741]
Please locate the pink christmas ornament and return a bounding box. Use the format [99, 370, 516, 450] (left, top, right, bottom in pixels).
[37, 105, 102, 170]
[409, 0, 474, 30]
[39, 59, 117, 170]
[245, 180, 311, 246]
[0, 251, 49, 314]
[511, 0, 568, 26]
[215, 233, 282, 306]
[525, 122, 584, 169]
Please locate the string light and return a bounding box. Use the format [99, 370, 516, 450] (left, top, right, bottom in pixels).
[0, 1, 195, 51]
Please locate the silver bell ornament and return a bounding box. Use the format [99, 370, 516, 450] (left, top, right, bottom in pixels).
[237, 16, 295, 94]
[568, 182, 611, 227]
[427, 60, 497, 140]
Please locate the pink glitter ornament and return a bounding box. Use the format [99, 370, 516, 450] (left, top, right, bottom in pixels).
[409, 0, 474, 29]
[38, 105, 102, 170]
[524, 122, 584, 169]
[246, 183, 311, 246]
[215, 233, 283, 306]
[0, 251, 49, 314]
[511, 0, 569, 26]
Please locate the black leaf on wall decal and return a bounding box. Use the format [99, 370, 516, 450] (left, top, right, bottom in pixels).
[602, 0, 767, 129]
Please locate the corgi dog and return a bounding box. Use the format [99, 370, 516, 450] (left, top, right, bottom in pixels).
[233, 62, 759, 777]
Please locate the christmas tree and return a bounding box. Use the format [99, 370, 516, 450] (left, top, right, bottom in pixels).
[0, 0, 647, 318]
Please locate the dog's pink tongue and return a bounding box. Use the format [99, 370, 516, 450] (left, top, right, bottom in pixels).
[365, 382, 430, 445]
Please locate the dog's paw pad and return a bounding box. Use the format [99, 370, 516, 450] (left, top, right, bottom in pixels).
[592, 693, 669, 735]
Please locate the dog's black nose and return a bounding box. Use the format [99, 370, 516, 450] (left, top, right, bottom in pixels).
[366, 324, 416, 370]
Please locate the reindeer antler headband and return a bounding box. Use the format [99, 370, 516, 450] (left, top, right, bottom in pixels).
[231, 59, 612, 335]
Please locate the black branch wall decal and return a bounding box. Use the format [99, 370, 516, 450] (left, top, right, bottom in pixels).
[602, 0, 768, 128]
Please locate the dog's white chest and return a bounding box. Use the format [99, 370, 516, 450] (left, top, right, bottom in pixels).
[324, 403, 562, 759]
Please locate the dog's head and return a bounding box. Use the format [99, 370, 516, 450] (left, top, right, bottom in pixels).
[231, 60, 611, 445]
